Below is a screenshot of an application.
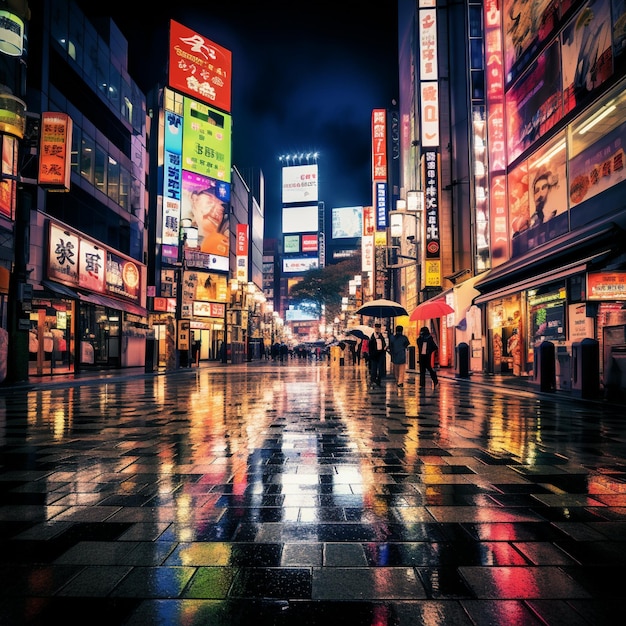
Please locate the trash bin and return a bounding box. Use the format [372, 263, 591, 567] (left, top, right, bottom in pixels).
[455, 342, 470, 378]
[533, 340, 555, 392]
[572, 338, 599, 399]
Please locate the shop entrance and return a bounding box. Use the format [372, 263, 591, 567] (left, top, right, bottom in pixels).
[29, 298, 75, 377]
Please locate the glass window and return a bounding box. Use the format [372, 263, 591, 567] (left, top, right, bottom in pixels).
[107, 156, 120, 204]
[80, 133, 95, 183]
[50, 1, 69, 53]
[468, 5, 482, 38]
[71, 125, 81, 174]
[83, 22, 97, 89]
[108, 67, 121, 111]
[568, 79, 626, 159]
[94, 144, 106, 194]
[96, 40, 109, 98]
[121, 77, 133, 126]
[119, 166, 130, 211]
[67, 4, 84, 64]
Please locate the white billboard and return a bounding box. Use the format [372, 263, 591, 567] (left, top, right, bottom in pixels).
[282, 205, 319, 234]
[283, 257, 319, 273]
[282, 164, 319, 204]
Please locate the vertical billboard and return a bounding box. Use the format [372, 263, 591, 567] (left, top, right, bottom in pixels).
[38, 112, 72, 189]
[371, 109, 387, 182]
[162, 110, 183, 261]
[419, 2, 440, 147]
[423, 149, 441, 287]
[168, 20, 232, 113]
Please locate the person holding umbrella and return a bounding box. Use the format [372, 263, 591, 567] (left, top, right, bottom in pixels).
[417, 326, 439, 389]
[368, 323, 387, 388]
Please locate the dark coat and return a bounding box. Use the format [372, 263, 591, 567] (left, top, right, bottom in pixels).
[388, 332, 410, 364]
[368, 331, 386, 360]
[416, 333, 438, 360]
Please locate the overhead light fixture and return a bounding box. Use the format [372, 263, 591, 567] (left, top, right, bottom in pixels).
[578, 104, 617, 135]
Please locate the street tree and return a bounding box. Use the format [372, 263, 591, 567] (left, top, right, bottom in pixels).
[288, 257, 361, 324]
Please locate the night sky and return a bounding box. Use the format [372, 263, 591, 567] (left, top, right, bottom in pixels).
[83, 2, 399, 238]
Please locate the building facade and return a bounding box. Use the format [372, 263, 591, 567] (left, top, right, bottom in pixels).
[2, 1, 149, 384]
[397, 0, 626, 397]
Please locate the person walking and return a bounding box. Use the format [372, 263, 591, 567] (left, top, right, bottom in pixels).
[388, 325, 410, 387]
[417, 326, 439, 388]
[368, 323, 387, 388]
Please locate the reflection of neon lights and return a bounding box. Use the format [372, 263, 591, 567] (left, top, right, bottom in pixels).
[534, 140, 566, 168]
[578, 104, 617, 135]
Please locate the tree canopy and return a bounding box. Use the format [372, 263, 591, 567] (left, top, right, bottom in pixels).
[288, 257, 361, 323]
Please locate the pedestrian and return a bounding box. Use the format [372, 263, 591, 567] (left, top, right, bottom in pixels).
[368, 323, 387, 388]
[388, 325, 410, 387]
[417, 326, 439, 388]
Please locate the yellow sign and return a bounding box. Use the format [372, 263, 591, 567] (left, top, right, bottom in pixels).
[424, 260, 441, 287]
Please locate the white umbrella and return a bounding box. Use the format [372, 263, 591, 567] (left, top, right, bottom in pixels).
[356, 298, 408, 318]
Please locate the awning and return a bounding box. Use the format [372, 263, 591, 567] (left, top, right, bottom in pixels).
[79, 292, 147, 317]
[474, 254, 610, 304]
[474, 219, 620, 300]
[42, 280, 81, 299]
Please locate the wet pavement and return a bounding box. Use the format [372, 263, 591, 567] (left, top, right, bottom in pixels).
[1, 360, 625, 625]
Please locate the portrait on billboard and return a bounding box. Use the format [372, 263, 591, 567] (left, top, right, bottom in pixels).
[562, 0, 613, 115]
[509, 134, 568, 255]
[503, 0, 559, 86]
[181, 170, 230, 258]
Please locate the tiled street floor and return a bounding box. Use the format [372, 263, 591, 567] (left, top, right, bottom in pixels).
[1, 361, 625, 625]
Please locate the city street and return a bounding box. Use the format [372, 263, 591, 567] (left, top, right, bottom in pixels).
[1, 361, 625, 625]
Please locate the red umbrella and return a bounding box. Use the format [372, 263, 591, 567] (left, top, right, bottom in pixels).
[409, 299, 454, 321]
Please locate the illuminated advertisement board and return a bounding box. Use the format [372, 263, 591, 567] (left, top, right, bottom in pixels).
[162, 110, 183, 261]
[302, 234, 318, 252]
[505, 42, 562, 164]
[423, 150, 440, 262]
[181, 170, 230, 258]
[168, 20, 232, 112]
[419, 5, 439, 147]
[284, 235, 300, 253]
[375, 182, 388, 229]
[282, 257, 319, 273]
[281, 164, 319, 204]
[47, 222, 144, 303]
[371, 109, 387, 181]
[0, 134, 16, 218]
[182, 97, 231, 182]
[282, 204, 318, 234]
[332, 206, 362, 239]
[38, 112, 72, 189]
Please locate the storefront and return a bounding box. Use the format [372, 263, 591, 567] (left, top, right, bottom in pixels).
[474, 219, 626, 392]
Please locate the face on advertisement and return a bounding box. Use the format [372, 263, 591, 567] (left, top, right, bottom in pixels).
[191, 189, 226, 236]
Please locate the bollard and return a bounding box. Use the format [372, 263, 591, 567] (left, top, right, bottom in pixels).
[572, 338, 599, 399]
[455, 342, 470, 378]
[534, 340, 556, 392]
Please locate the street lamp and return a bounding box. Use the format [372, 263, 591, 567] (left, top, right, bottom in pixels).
[175, 219, 198, 368]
